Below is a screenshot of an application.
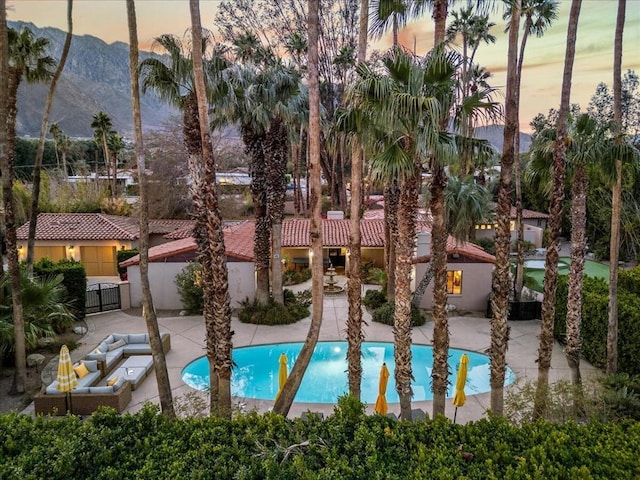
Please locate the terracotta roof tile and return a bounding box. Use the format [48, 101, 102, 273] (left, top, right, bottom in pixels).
[510, 207, 549, 219]
[16, 213, 139, 241]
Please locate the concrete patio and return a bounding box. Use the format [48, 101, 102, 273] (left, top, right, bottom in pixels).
[27, 277, 596, 422]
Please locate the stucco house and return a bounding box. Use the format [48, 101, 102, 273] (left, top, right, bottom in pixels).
[121, 218, 495, 312]
[16, 213, 193, 277]
[474, 206, 549, 248]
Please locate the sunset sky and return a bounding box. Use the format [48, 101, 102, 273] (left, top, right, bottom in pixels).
[7, 0, 640, 132]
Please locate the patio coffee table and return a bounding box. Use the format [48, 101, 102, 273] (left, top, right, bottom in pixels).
[108, 355, 153, 391]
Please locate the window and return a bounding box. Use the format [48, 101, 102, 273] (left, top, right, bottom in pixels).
[447, 270, 463, 295]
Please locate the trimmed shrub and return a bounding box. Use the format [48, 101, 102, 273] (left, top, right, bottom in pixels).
[116, 249, 138, 279]
[33, 257, 86, 319]
[1, 399, 640, 479]
[237, 289, 310, 325]
[362, 289, 387, 310]
[372, 302, 427, 327]
[554, 271, 640, 376]
[471, 237, 495, 255]
[282, 268, 311, 286]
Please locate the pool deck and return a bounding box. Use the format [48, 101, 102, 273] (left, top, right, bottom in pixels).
[26, 275, 597, 422]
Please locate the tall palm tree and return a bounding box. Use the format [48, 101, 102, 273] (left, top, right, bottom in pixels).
[126, 0, 175, 418]
[107, 131, 125, 195]
[607, 0, 626, 375]
[26, 0, 73, 278]
[5, 26, 55, 394]
[507, 0, 559, 300]
[345, 0, 370, 400]
[49, 122, 62, 169]
[91, 111, 113, 193]
[350, 47, 457, 419]
[189, 0, 234, 417]
[533, 0, 583, 420]
[0, 1, 27, 396]
[273, 0, 323, 416]
[489, 0, 520, 417]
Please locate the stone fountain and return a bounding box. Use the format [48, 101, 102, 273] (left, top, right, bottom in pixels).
[324, 266, 344, 295]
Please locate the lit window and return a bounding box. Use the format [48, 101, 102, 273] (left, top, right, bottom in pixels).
[447, 270, 462, 295]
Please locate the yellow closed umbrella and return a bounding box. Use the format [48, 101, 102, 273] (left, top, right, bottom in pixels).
[276, 353, 288, 401]
[374, 363, 390, 415]
[56, 345, 78, 413]
[452, 354, 469, 423]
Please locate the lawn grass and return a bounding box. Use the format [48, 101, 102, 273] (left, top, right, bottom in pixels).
[523, 257, 610, 292]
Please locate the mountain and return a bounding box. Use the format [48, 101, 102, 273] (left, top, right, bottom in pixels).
[9, 21, 177, 138]
[474, 125, 532, 153]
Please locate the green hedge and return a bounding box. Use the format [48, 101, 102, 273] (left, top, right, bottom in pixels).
[554, 266, 640, 375]
[1, 398, 639, 479]
[116, 248, 139, 278]
[33, 258, 87, 319]
[372, 301, 427, 327]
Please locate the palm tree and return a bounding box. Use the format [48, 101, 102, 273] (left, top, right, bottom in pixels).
[107, 131, 125, 195]
[607, 0, 626, 375]
[273, 0, 323, 416]
[190, 0, 234, 417]
[507, 0, 559, 300]
[91, 111, 113, 193]
[350, 47, 457, 419]
[533, 0, 583, 420]
[26, 0, 73, 278]
[345, 0, 370, 400]
[5, 26, 55, 394]
[126, 0, 175, 418]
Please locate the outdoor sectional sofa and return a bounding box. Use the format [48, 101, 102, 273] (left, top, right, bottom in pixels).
[84, 332, 171, 376]
[34, 332, 171, 416]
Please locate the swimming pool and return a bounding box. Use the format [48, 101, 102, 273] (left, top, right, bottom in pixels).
[181, 342, 515, 404]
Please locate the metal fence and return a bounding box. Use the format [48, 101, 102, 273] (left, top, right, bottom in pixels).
[86, 283, 121, 314]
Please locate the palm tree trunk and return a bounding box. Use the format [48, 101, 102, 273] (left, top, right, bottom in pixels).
[244, 128, 270, 304]
[430, 163, 449, 417]
[385, 182, 399, 300]
[190, 0, 233, 417]
[127, 0, 175, 418]
[432, 0, 449, 45]
[1, 5, 26, 395]
[395, 166, 419, 420]
[490, 0, 520, 417]
[607, 0, 626, 375]
[346, 0, 368, 400]
[533, 0, 582, 420]
[273, 0, 322, 416]
[565, 163, 587, 414]
[26, 0, 73, 276]
[412, 261, 434, 307]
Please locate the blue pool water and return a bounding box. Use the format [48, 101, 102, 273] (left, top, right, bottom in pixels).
[181, 341, 515, 404]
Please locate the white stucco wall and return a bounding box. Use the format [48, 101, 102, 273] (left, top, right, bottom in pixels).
[414, 261, 494, 312]
[126, 261, 255, 311]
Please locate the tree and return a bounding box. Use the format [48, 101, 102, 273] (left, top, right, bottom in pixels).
[273, 0, 323, 416]
[107, 131, 125, 195]
[50, 123, 71, 178]
[126, 0, 175, 418]
[91, 111, 113, 194]
[507, 0, 559, 301]
[189, 0, 234, 416]
[4, 25, 55, 395]
[25, 0, 74, 277]
[606, 0, 625, 375]
[345, 0, 369, 400]
[533, 0, 582, 420]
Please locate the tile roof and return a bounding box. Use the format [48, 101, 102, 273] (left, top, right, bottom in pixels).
[413, 237, 495, 264]
[282, 219, 385, 247]
[511, 207, 549, 219]
[16, 214, 195, 241]
[17, 213, 140, 241]
[121, 221, 255, 266]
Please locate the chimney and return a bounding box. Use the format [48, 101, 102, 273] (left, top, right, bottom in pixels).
[416, 231, 431, 257]
[326, 211, 344, 220]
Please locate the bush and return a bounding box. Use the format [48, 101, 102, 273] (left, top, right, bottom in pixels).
[175, 263, 204, 314]
[471, 237, 495, 255]
[282, 268, 311, 286]
[33, 257, 86, 319]
[237, 289, 311, 325]
[554, 270, 640, 376]
[372, 302, 426, 327]
[362, 289, 387, 310]
[116, 249, 138, 279]
[1, 400, 640, 479]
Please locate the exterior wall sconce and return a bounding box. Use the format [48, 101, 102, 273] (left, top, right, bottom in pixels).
[68, 245, 75, 252]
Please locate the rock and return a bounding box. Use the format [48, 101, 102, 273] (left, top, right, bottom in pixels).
[37, 337, 54, 347]
[73, 326, 87, 335]
[180, 310, 188, 316]
[446, 304, 457, 312]
[27, 353, 46, 368]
